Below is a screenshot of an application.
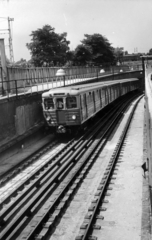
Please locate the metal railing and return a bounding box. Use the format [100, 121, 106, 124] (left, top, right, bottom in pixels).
[0, 64, 142, 98]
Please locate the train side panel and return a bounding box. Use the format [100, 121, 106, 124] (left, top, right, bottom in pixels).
[86, 92, 95, 116]
[80, 80, 139, 125]
[42, 79, 140, 133]
[94, 89, 101, 112]
[101, 88, 106, 108]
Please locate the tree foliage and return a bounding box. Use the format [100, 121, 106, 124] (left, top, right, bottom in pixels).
[78, 34, 115, 66]
[73, 44, 92, 65]
[148, 49, 152, 55]
[26, 25, 70, 66]
[26, 26, 117, 67]
[64, 50, 75, 66]
[114, 47, 124, 63]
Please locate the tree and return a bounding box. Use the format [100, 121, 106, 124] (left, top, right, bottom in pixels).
[64, 50, 75, 66]
[114, 47, 124, 63]
[15, 58, 27, 67]
[26, 25, 70, 66]
[148, 49, 152, 55]
[73, 44, 92, 65]
[81, 34, 115, 66]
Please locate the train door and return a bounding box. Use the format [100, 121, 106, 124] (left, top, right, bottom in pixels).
[108, 88, 111, 103]
[99, 89, 102, 108]
[101, 88, 105, 107]
[105, 88, 109, 105]
[80, 94, 87, 121]
[111, 87, 114, 101]
[86, 92, 94, 116]
[84, 94, 88, 118]
[119, 83, 122, 96]
[95, 89, 100, 111]
[56, 98, 66, 123]
[113, 87, 115, 100]
[92, 91, 96, 113]
[115, 87, 117, 99]
[118, 84, 121, 97]
[110, 87, 112, 102]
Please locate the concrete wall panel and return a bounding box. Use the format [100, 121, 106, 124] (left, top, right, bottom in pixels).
[15, 106, 26, 135]
[24, 104, 33, 130]
[0, 101, 16, 144]
[0, 94, 43, 148]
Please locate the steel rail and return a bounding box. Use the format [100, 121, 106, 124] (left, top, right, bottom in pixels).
[0, 139, 58, 186]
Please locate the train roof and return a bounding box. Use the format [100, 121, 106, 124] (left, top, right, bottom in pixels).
[42, 78, 139, 97]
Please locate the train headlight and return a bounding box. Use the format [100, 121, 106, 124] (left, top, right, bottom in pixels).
[72, 115, 77, 120]
[46, 116, 51, 121]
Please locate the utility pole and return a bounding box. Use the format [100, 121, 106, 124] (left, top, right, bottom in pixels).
[0, 39, 9, 94]
[8, 17, 14, 63]
[0, 17, 14, 63]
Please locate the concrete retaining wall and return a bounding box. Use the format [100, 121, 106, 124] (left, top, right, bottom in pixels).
[0, 93, 43, 149]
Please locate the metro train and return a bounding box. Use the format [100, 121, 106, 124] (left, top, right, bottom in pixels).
[41, 78, 139, 133]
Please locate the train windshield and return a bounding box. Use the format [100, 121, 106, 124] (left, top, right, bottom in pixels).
[56, 98, 64, 109]
[66, 97, 77, 109]
[44, 98, 54, 110]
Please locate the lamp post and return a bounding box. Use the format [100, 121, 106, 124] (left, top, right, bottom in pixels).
[56, 69, 66, 87]
[0, 39, 9, 95]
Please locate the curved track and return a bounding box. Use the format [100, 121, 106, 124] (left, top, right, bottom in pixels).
[0, 93, 142, 240]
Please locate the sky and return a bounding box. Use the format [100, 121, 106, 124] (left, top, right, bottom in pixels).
[0, 0, 152, 62]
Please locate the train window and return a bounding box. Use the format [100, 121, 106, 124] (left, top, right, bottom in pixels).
[96, 89, 100, 100]
[66, 97, 77, 109]
[44, 98, 54, 110]
[56, 98, 64, 109]
[88, 92, 92, 103]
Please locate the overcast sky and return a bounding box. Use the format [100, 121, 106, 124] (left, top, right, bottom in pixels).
[0, 0, 152, 62]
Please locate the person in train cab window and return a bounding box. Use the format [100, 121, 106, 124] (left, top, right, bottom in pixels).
[57, 98, 64, 109]
[44, 101, 48, 110]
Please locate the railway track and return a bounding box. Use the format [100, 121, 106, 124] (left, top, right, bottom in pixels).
[0, 93, 142, 240]
[75, 95, 143, 240]
[0, 139, 59, 186]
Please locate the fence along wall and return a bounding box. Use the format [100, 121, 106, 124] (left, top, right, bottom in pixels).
[0, 65, 142, 95]
[6, 66, 99, 93]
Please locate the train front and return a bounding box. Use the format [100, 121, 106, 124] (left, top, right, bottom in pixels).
[42, 88, 81, 133]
